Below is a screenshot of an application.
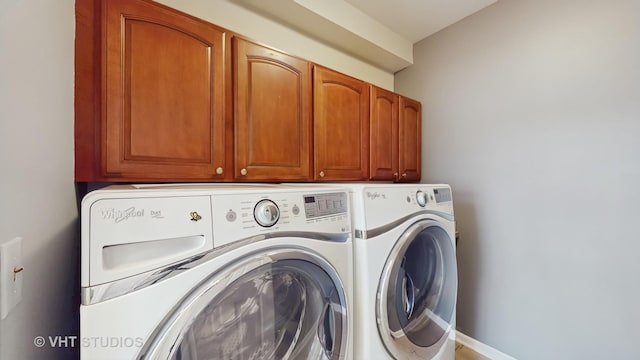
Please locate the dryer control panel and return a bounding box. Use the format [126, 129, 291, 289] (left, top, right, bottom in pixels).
[361, 185, 454, 229]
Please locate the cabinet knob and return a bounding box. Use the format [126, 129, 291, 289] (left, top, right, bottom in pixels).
[215, 167, 223, 175]
[402, 173, 407, 178]
[394, 172, 398, 177]
[240, 168, 248, 176]
[319, 171, 325, 177]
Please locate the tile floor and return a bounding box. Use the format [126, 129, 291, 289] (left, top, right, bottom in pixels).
[455, 342, 492, 360]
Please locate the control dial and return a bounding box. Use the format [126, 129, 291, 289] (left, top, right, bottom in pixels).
[416, 190, 427, 207]
[254, 199, 280, 227]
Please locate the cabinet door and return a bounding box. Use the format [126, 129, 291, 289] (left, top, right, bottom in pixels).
[370, 86, 399, 180]
[398, 96, 422, 182]
[103, 0, 226, 179]
[313, 66, 369, 181]
[234, 38, 312, 180]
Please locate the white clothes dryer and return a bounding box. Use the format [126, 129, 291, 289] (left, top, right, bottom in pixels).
[344, 184, 457, 360]
[80, 184, 353, 360]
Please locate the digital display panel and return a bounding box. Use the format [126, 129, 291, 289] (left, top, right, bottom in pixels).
[303, 192, 348, 219]
[434, 188, 452, 203]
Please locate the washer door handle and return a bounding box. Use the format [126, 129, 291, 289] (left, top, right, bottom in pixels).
[318, 302, 335, 358]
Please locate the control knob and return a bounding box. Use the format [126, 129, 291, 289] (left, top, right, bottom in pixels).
[416, 190, 427, 207]
[254, 199, 280, 227]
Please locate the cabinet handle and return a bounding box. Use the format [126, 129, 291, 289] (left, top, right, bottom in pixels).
[240, 168, 248, 176]
[215, 167, 223, 175]
[319, 171, 325, 177]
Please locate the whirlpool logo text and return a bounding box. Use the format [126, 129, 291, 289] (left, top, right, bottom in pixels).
[101, 207, 144, 223]
[366, 191, 387, 200]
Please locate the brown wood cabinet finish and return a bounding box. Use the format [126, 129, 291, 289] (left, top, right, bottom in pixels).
[75, 0, 421, 183]
[233, 38, 312, 180]
[370, 86, 422, 182]
[313, 66, 370, 181]
[75, 0, 101, 181]
[75, 0, 228, 181]
[398, 96, 422, 181]
[370, 86, 399, 180]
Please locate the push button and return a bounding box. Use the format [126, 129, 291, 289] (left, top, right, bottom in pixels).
[226, 210, 237, 222]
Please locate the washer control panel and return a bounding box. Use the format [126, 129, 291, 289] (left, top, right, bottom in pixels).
[303, 192, 348, 219]
[211, 191, 351, 247]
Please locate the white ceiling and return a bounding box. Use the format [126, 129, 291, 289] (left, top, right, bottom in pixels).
[344, 0, 498, 43]
[236, 0, 497, 72]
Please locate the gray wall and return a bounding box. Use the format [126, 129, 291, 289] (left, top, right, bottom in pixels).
[0, 0, 78, 359]
[395, 0, 640, 359]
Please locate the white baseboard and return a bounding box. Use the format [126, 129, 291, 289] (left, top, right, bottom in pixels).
[455, 331, 518, 360]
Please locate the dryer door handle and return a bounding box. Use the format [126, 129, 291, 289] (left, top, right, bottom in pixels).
[318, 302, 335, 358]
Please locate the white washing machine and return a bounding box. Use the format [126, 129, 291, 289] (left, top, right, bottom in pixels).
[80, 184, 353, 360]
[345, 184, 458, 360]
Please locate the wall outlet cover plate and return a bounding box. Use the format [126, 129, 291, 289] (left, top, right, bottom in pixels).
[0, 237, 23, 320]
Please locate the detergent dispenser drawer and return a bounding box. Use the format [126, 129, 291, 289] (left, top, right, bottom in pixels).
[88, 195, 213, 286]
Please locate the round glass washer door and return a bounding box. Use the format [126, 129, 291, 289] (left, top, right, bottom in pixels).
[376, 220, 457, 360]
[139, 248, 347, 360]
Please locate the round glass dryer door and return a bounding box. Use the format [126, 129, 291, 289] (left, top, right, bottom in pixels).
[377, 220, 457, 359]
[140, 249, 347, 360]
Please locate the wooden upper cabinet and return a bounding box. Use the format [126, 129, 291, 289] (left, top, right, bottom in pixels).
[74, 0, 421, 183]
[101, 0, 226, 180]
[233, 38, 312, 180]
[370, 86, 399, 180]
[313, 66, 370, 181]
[370, 86, 422, 182]
[398, 96, 422, 182]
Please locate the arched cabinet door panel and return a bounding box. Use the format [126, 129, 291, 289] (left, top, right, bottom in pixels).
[398, 96, 421, 182]
[103, 0, 226, 180]
[369, 86, 421, 182]
[234, 37, 313, 181]
[370, 86, 399, 180]
[313, 66, 370, 181]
